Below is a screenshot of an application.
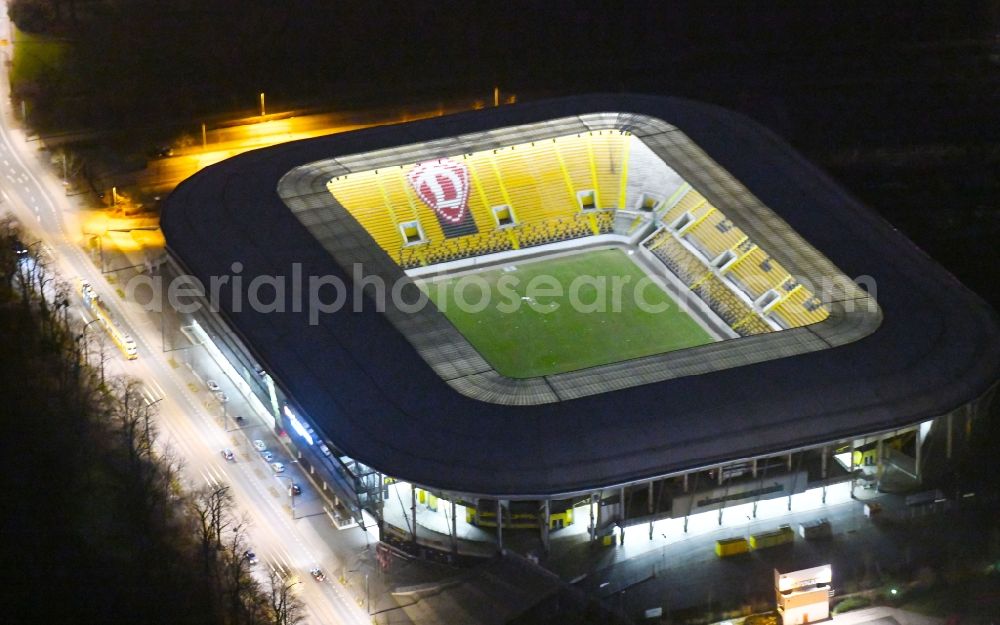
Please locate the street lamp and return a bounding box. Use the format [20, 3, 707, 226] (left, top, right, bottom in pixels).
[75, 317, 103, 383]
[77, 318, 102, 360]
[215, 392, 242, 432]
[83, 232, 104, 273]
[274, 474, 297, 520]
[347, 566, 370, 615]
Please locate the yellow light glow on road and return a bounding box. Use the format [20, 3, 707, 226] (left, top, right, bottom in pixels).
[138, 104, 467, 192]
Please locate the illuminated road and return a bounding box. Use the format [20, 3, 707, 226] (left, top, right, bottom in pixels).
[135, 105, 463, 193]
[0, 6, 369, 624]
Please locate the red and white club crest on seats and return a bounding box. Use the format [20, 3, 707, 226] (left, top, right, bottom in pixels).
[407, 159, 470, 224]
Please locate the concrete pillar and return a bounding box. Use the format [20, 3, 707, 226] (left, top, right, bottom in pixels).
[409, 484, 418, 543]
[751, 458, 758, 478]
[683, 516, 688, 533]
[620, 486, 626, 525]
[718, 466, 724, 486]
[752, 501, 757, 518]
[683, 473, 689, 493]
[496, 499, 503, 552]
[648, 482, 654, 540]
[915, 429, 922, 482]
[850, 440, 856, 499]
[450, 499, 458, 555]
[787, 454, 795, 510]
[718, 505, 723, 526]
[821, 446, 828, 503]
[540, 499, 550, 553]
[589, 493, 597, 542]
[946, 412, 953, 460]
[876, 436, 885, 488]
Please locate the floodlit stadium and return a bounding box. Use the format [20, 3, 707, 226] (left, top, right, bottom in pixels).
[161, 95, 1000, 553]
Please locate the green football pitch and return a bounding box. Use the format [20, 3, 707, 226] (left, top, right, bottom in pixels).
[420, 248, 716, 378]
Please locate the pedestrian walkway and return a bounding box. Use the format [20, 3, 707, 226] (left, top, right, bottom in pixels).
[831, 606, 944, 625]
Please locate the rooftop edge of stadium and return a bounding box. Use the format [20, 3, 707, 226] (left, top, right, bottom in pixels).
[160, 94, 1000, 498]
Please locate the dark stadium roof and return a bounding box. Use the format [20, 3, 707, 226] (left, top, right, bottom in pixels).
[161, 95, 1000, 498]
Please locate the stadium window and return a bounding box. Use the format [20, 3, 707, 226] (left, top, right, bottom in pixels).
[712, 249, 736, 270]
[756, 289, 781, 312]
[577, 190, 597, 211]
[670, 211, 693, 233]
[636, 192, 662, 212]
[492, 204, 516, 228]
[399, 221, 426, 246]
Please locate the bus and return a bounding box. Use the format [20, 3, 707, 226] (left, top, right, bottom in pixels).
[79, 280, 138, 360]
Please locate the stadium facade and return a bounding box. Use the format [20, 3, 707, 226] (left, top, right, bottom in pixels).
[161, 95, 999, 553]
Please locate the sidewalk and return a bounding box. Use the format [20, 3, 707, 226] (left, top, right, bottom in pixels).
[831, 606, 944, 625]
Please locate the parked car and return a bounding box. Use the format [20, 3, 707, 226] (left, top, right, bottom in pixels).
[318, 443, 332, 457]
[310, 568, 325, 582]
[221, 448, 235, 462]
[252, 439, 267, 452]
[215, 391, 230, 403]
[206, 379, 221, 392]
[270, 462, 285, 473]
[261, 451, 274, 462]
[289, 483, 302, 496]
[244, 550, 258, 565]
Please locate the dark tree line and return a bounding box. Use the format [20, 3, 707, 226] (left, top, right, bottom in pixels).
[0, 214, 302, 625]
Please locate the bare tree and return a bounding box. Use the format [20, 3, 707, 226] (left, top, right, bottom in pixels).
[0, 215, 20, 278]
[51, 147, 84, 184]
[82, 329, 112, 388]
[191, 485, 219, 574]
[222, 513, 257, 625]
[192, 484, 234, 552]
[52, 277, 71, 330]
[110, 378, 157, 473]
[266, 568, 305, 625]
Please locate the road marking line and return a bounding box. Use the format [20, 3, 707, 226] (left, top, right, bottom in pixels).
[150, 379, 166, 397]
[199, 470, 217, 488]
[274, 551, 293, 571]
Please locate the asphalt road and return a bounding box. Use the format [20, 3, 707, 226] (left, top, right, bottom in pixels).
[0, 6, 371, 623]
